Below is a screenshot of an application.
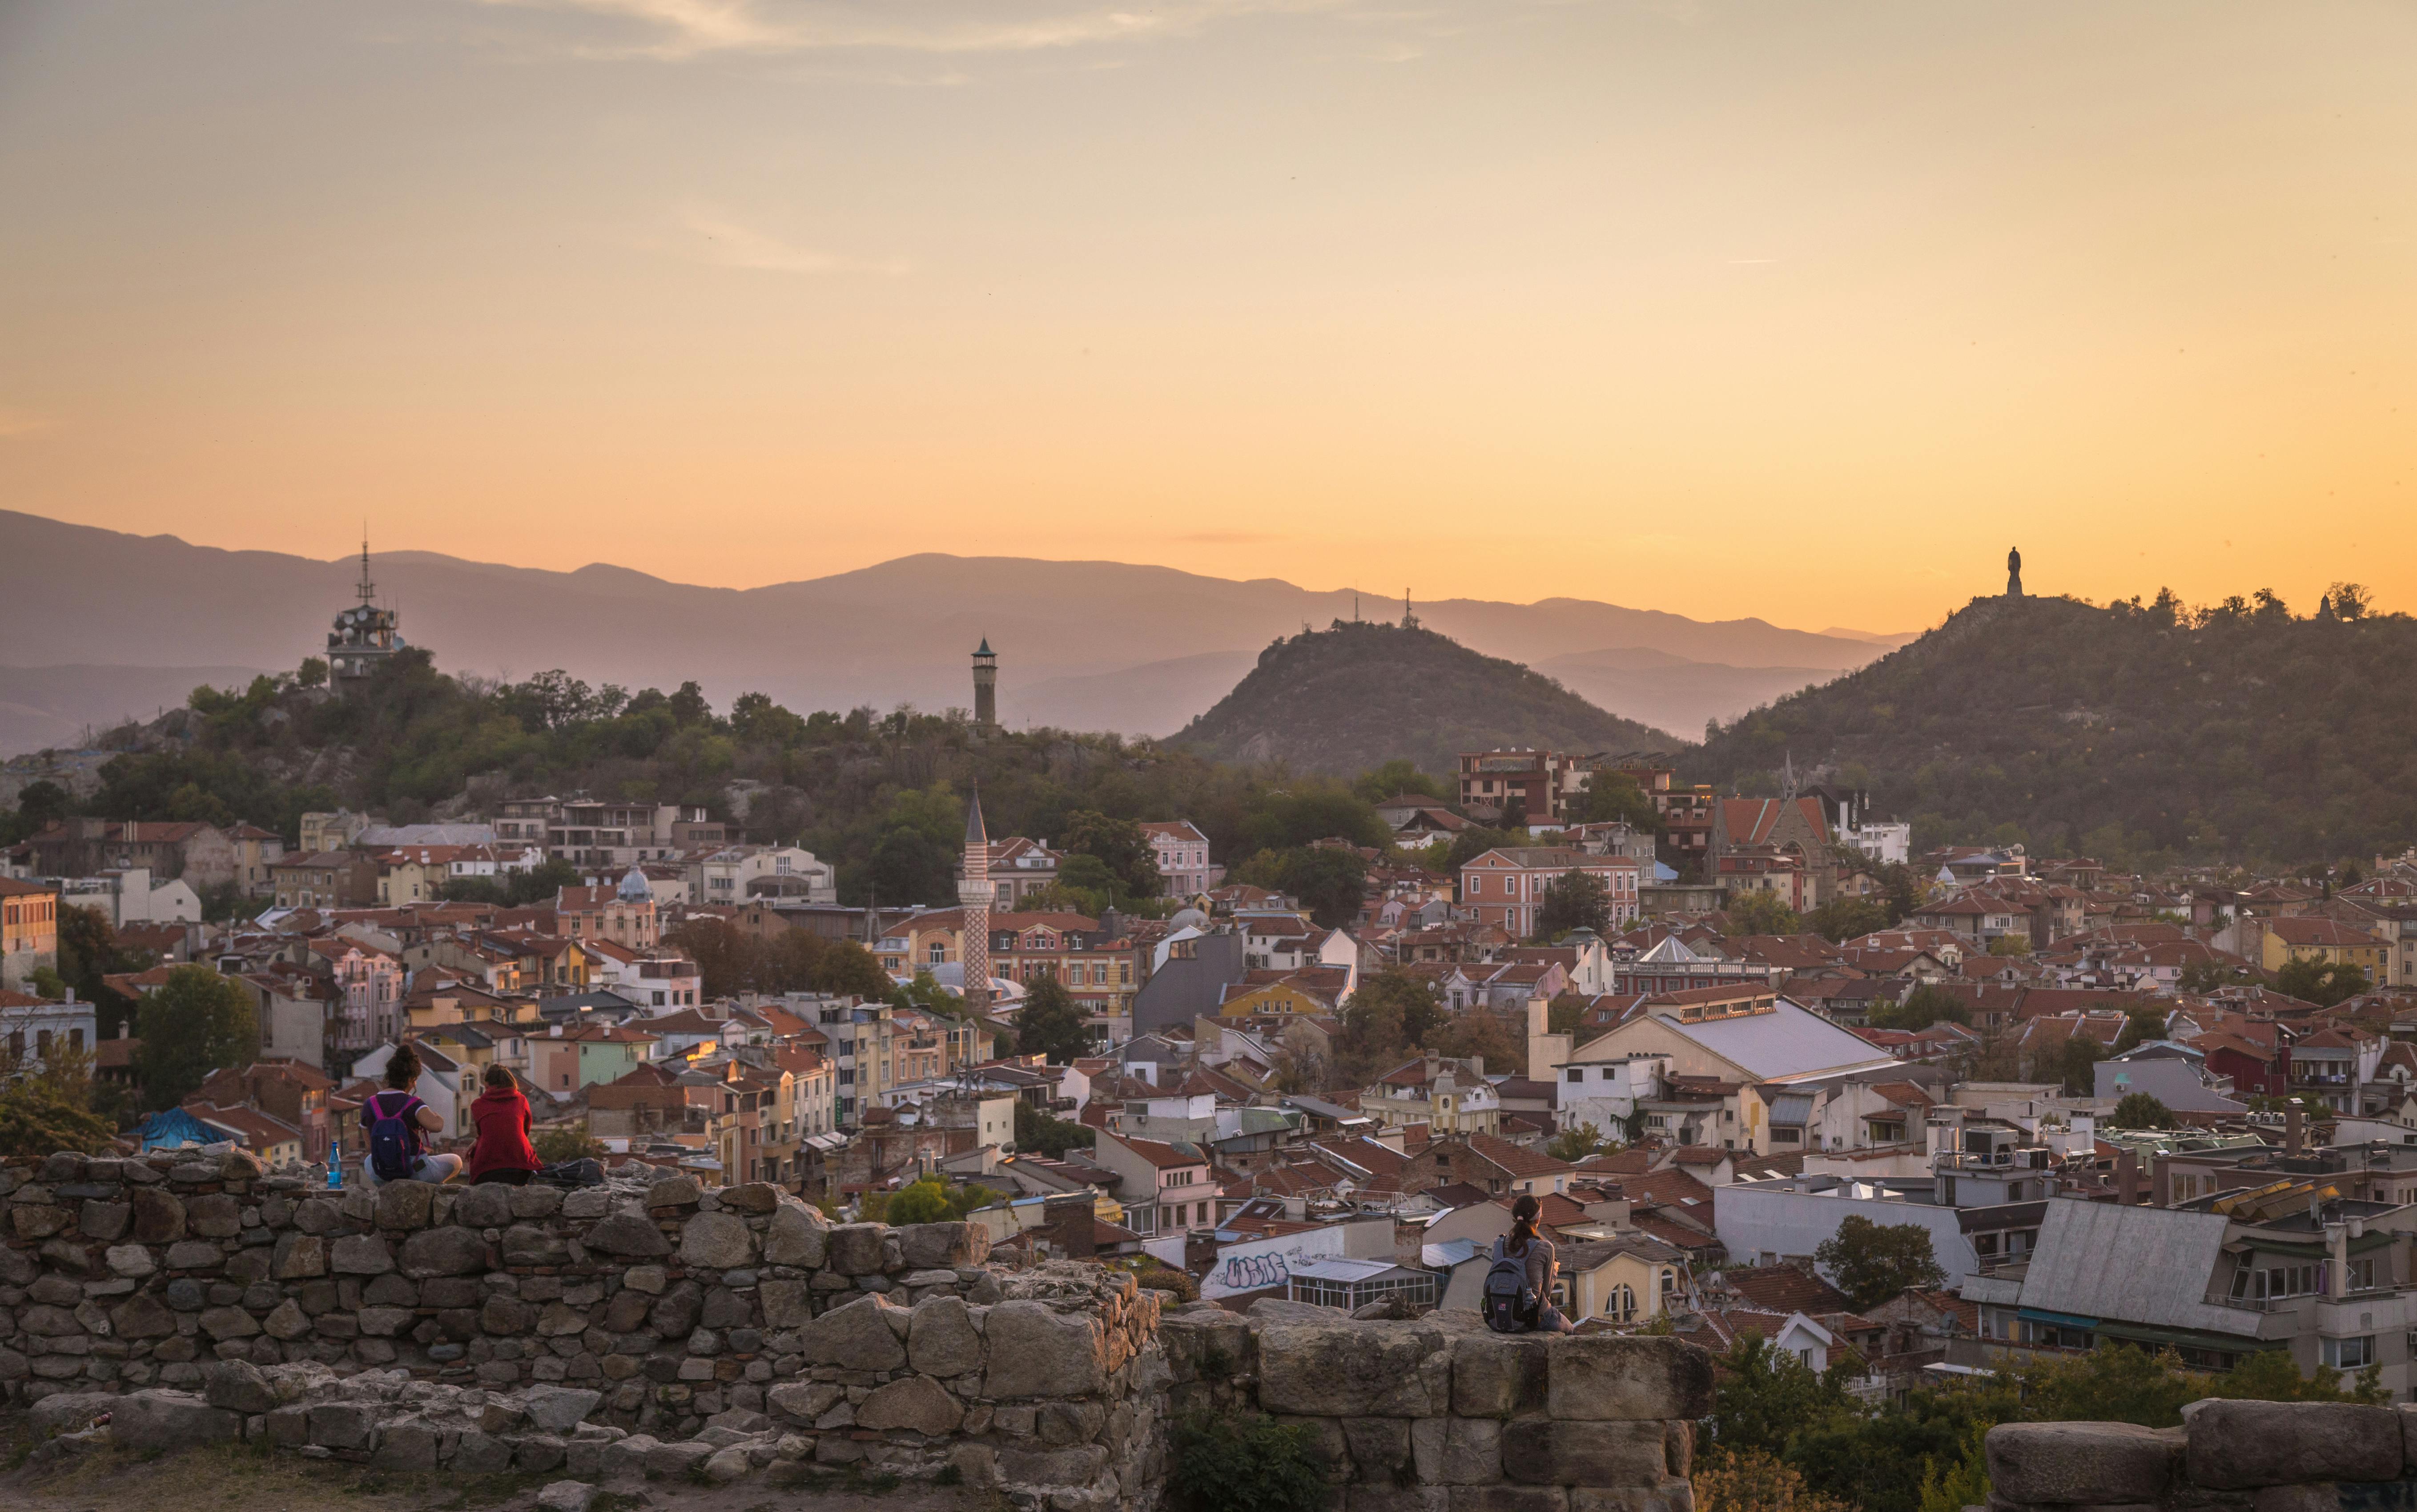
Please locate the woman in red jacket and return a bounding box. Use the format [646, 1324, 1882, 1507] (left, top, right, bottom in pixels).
[467, 1063, 541, 1185]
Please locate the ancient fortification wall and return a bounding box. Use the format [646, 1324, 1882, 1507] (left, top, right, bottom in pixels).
[1989, 1402, 2417, 1512]
[0, 1149, 1717, 1511]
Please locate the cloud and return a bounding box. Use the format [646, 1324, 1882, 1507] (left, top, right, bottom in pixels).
[474, 0, 1370, 60]
[679, 210, 906, 275]
[0, 408, 58, 439]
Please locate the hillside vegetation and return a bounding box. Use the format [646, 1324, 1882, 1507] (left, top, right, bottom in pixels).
[1174, 620, 1675, 776]
[1693, 588, 2415, 866]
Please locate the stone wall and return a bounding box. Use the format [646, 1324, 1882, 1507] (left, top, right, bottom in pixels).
[1160, 1300, 1714, 1512]
[1989, 1400, 2417, 1512]
[0, 1149, 1720, 1512]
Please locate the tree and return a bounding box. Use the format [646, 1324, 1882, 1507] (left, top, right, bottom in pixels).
[1013, 1098, 1093, 1158]
[2112, 1008, 2166, 1054]
[295, 656, 329, 689]
[1814, 1215, 1946, 1310]
[1017, 976, 1093, 1064]
[1726, 891, 1802, 937]
[866, 824, 956, 907]
[1335, 969, 1444, 1086]
[1987, 934, 2032, 957]
[2276, 955, 2369, 1008]
[1704, 1333, 1857, 1460]
[882, 1177, 961, 1225]
[2178, 958, 2256, 994]
[134, 965, 259, 1111]
[1351, 759, 1447, 805]
[1534, 869, 1612, 942]
[1571, 772, 1658, 830]
[1806, 897, 1889, 945]
[2108, 1092, 2176, 1130]
[1693, 1450, 1854, 1512]
[1548, 1122, 1609, 1162]
[14, 779, 69, 828]
[1547, 993, 1590, 1037]
[2058, 1034, 2104, 1096]
[1869, 985, 1970, 1033]
[534, 1121, 603, 1162]
[0, 1044, 123, 1157]
[1060, 810, 1161, 898]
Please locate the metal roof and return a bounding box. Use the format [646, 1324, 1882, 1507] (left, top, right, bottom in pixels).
[2010, 1199, 2259, 1339]
[1663, 1000, 1899, 1082]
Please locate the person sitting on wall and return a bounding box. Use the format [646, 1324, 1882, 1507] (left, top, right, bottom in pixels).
[362, 1043, 463, 1186]
[466, 1062, 541, 1186]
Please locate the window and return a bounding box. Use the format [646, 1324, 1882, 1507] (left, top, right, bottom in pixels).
[1566, 1068, 1584, 1083]
[2322, 1335, 2375, 1369]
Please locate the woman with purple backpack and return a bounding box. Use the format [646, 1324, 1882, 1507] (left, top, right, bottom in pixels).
[362, 1044, 463, 1186]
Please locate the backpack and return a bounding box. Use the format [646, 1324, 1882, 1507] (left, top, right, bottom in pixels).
[366, 1091, 425, 1182]
[538, 1158, 605, 1189]
[1481, 1241, 1539, 1334]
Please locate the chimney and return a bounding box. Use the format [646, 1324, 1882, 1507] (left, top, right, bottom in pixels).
[2150, 1153, 2170, 1207]
[2116, 1148, 2139, 1206]
[1043, 1195, 1094, 1258]
[2286, 1104, 2304, 1158]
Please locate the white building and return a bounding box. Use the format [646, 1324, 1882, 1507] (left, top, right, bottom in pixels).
[1140, 821, 1223, 899]
[0, 989, 97, 1071]
[57, 868, 200, 928]
[693, 845, 836, 907]
[1843, 822, 1912, 866]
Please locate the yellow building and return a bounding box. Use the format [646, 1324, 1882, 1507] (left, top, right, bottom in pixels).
[2263, 916, 2386, 980]
[1555, 1235, 1691, 1325]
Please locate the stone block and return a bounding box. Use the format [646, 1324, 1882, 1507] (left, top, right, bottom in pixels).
[105, 1244, 156, 1279]
[116, 1389, 242, 1450]
[187, 1193, 241, 1238]
[1570, 1483, 1695, 1512]
[758, 1277, 811, 1330]
[680, 1212, 756, 1270]
[198, 1305, 261, 1340]
[996, 1443, 1110, 1490]
[374, 1420, 442, 1470]
[2252, 1491, 2339, 1512]
[1344, 1418, 1414, 1484]
[1351, 1492, 1451, 1512]
[309, 1401, 379, 1449]
[857, 1375, 964, 1435]
[509, 1184, 563, 1219]
[453, 1184, 514, 1229]
[647, 1176, 701, 1209]
[523, 1385, 604, 1432]
[898, 1221, 987, 1269]
[374, 1180, 438, 1231]
[1501, 1420, 1670, 1487]
[763, 1204, 830, 1268]
[1448, 1490, 1569, 1512]
[583, 1212, 670, 1258]
[767, 1380, 845, 1423]
[908, 1294, 984, 1377]
[166, 1240, 224, 1270]
[2185, 1401, 2401, 1488]
[357, 1306, 414, 1337]
[799, 1294, 907, 1371]
[1546, 1336, 1715, 1422]
[644, 1439, 715, 1478]
[537, 1482, 597, 1512]
[1452, 1332, 1552, 1419]
[516, 1435, 568, 1473]
[400, 1225, 488, 1277]
[79, 1201, 130, 1242]
[983, 1298, 1109, 1399]
[1988, 1422, 2175, 1505]
[1439, 1417, 1504, 1484]
[1259, 1323, 1451, 1419]
[720, 1182, 780, 1214]
[203, 1359, 278, 1414]
[330, 1233, 394, 1275]
[827, 1222, 888, 1275]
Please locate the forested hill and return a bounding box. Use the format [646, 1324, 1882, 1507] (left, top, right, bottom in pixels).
[1174, 619, 1676, 776]
[1692, 591, 2417, 865]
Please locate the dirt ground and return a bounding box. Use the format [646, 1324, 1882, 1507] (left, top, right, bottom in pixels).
[0, 1422, 1007, 1512]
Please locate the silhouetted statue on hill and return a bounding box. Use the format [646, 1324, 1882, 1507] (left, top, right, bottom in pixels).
[2007, 547, 2023, 598]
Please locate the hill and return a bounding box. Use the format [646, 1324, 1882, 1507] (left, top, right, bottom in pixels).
[0, 509, 1894, 753]
[1535, 647, 1840, 744]
[1172, 620, 1676, 776]
[1691, 591, 2417, 865]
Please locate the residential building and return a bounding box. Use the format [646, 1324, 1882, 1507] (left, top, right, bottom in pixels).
[1460, 848, 1642, 939]
[1361, 1054, 1502, 1137]
[1140, 820, 1223, 897]
[547, 801, 724, 868]
[556, 872, 660, 949]
[270, 851, 379, 911]
[1093, 1130, 1217, 1239]
[530, 1022, 660, 1098]
[57, 868, 201, 927]
[694, 844, 837, 906]
[0, 988, 94, 1070]
[1709, 794, 1834, 908]
[2262, 917, 2387, 981]
[0, 878, 59, 992]
[1459, 748, 1585, 824]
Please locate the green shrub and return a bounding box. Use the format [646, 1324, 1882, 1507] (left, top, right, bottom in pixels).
[1169, 1412, 1328, 1512]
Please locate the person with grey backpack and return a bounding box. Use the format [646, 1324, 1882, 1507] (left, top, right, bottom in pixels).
[1481, 1194, 1575, 1334]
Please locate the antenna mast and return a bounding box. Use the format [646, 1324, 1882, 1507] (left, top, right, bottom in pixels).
[356, 527, 376, 605]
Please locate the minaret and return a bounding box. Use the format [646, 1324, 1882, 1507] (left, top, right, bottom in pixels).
[972, 639, 997, 728]
[957, 788, 993, 1017]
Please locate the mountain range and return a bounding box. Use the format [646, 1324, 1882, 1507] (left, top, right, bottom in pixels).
[0, 508, 1906, 756]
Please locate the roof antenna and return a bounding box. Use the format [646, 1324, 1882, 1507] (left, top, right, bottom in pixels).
[357, 525, 376, 606]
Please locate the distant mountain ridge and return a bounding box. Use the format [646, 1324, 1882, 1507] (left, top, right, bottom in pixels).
[1174, 619, 1674, 775]
[0, 509, 1898, 754]
[1691, 592, 2417, 862]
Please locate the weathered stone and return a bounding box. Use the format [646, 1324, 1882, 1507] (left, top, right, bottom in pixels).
[111, 1292, 178, 1339]
[374, 1180, 438, 1231]
[908, 1294, 985, 1377]
[508, 1184, 563, 1219]
[2185, 1401, 2401, 1488]
[768, 1381, 846, 1422]
[12, 1204, 70, 1239]
[78, 1200, 131, 1242]
[523, 1385, 605, 1432]
[898, 1221, 988, 1270]
[1446, 1489, 1572, 1512]
[481, 1295, 535, 1333]
[995, 1444, 1111, 1491]
[330, 1233, 395, 1275]
[983, 1299, 1109, 1399]
[1260, 1323, 1450, 1418]
[679, 1212, 756, 1270]
[644, 1439, 716, 1478]
[289, 1197, 341, 1235]
[116, 1389, 242, 1450]
[187, 1193, 241, 1238]
[516, 1435, 568, 1473]
[647, 1175, 701, 1208]
[1502, 1421, 1671, 1487]
[454, 1183, 514, 1229]
[166, 1239, 223, 1270]
[105, 1243, 156, 1279]
[503, 1223, 559, 1265]
[757, 1277, 812, 1330]
[1569, 1483, 1695, 1512]
[399, 1225, 488, 1278]
[720, 1182, 780, 1214]
[826, 1222, 887, 1275]
[799, 1294, 908, 1371]
[1345, 1418, 1415, 1484]
[1988, 1421, 2175, 1505]
[356, 1306, 414, 1337]
[701, 1445, 750, 1483]
[1452, 1332, 1552, 1419]
[373, 1420, 442, 1470]
[762, 1204, 830, 1268]
[857, 1374, 964, 1435]
[1441, 1417, 1504, 1484]
[536, 1481, 597, 1512]
[1546, 1336, 1715, 1422]
[203, 1359, 278, 1414]
[454, 1432, 514, 1474]
[583, 1212, 671, 1258]
[198, 1304, 262, 1339]
[649, 1280, 704, 1338]
[262, 1299, 311, 1340]
[30, 1392, 123, 1433]
[272, 1231, 328, 1280]
[2252, 1487, 2340, 1512]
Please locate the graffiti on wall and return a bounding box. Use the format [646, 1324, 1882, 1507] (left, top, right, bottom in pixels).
[1199, 1226, 1349, 1299]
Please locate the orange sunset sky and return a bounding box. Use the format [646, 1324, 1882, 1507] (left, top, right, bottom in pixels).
[0, 0, 2411, 633]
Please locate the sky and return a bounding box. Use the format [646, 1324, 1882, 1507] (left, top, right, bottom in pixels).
[0, 0, 2411, 635]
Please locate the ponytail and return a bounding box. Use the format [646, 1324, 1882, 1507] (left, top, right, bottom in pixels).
[1508, 1194, 1541, 1255]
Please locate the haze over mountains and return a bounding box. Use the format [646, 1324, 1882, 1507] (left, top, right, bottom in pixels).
[0, 509, 1905, 756]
